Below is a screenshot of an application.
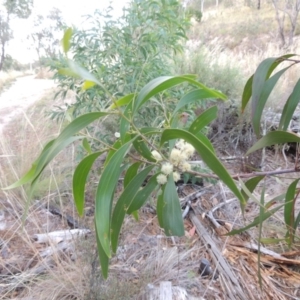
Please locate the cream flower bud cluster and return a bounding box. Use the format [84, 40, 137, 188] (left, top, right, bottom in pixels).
[153, 140, 194, 185]
[171, 139, 194, 172]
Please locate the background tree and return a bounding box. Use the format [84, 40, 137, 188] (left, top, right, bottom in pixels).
[272, 0, 300, 47]
[0, 0, 33, 71]
[30, 7, 66, 65]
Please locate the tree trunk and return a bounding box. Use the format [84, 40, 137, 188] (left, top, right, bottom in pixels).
[272, 0, 286, 47]
[272, 0, 300, 47]
[0, 12, 10, 71]
[287, 1, 300, 46]
[0, 40, 5, 71]
[257, 0, 261, 9]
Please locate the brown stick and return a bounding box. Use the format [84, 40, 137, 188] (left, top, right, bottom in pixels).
[188, 167, 300, 180]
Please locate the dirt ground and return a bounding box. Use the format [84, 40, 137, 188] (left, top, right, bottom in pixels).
[0, 75, 56, 132]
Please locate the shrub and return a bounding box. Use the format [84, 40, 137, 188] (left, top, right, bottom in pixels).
[50, 0, 190, 119]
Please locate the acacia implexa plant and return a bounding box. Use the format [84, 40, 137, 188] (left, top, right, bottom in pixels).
[4, 29, 300, 279]
[4, 28, 247, 278]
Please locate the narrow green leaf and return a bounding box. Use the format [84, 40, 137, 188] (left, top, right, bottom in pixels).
[257, 182, 265, 287]
[174, 89, 221, 115]
[246, 131, 300, 155]
[109, 93, 135, 109]
[265, 192, 286, 208]
[131, 210, 139, 221]
[95, 141, 133, 258]
[227, 203, 285, 235]
[30, 112, 110, 183]
[61, 27, 73, 54]
[279, 78, 300, 131]
[259, 238, 285, 244]
[194, 132, 215, 153]
[111, 166, 154, 252]
[244, 54, 294, 135]
[284, 179, 299, 242]
[3, 163, 36, 190]
[120, 103, 132, 143]
[127, 174, 159, 214]
[132, 137, 156, 162]
[53, 112, 111, 148]
[294, 210, 300, 230]
[189, 106, 218, 134]
[252, 58, 278, 114]
[68, 60, 101, 85]
[34, 136, 83, 185]
[241, 75, 253, 113]
[95, 221, 109, 279]
[82, 80, 96, 90]
[104, 139, 123, 168]
[133, 75, 227, 113]
[82, 138, 92, 154]
[3, 139, 56, 190]
[241, 176, 265, 202]
[252, 66, 290, 135]
[124, 162, 141, 188]
[161, 174, 184, 236]
[160, 129, 245, 207]
[73, 151, 104, 216]
[157, 190, 164, 228]
[58, 68, 79, 78]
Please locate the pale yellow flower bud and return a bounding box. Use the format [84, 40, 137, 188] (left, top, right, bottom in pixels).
[157, 174, 167, 185]
[161, 162, 173, 175]
[180, 161, 191, 172]
[151, 150, 162, 161]
[173, 171, 181, 182]
[170, 148, 181, 166]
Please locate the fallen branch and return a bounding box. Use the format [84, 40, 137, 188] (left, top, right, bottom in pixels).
[231, 241, 300, 266]
[33, 229, 91, 244]
[189, 211, 245, 300]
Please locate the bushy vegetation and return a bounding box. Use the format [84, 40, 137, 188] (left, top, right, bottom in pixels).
[3, 1, 300, 298]
[50, 0, 190, 119]
[7, 17, 300, 281]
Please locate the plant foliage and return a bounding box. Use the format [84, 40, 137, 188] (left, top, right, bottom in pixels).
[50, 0, 190, 118]
[5, 21, 300, 280]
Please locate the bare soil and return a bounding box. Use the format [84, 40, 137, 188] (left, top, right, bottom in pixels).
[0, 75, 56, 132]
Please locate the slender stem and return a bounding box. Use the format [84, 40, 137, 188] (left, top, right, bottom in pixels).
[188, 167, 300, 180]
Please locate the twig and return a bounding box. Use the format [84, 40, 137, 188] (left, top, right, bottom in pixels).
[211, 198, 237, 214]
[188, 167, 300, 180]
[231, 241, 300, 266]
[182, 200, 191, 218]
[179, 190, 207, 206]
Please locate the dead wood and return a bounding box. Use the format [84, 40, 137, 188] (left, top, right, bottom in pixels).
[189, 211, 246, 300]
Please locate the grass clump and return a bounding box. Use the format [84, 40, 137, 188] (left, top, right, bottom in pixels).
[174, 46, 244, 101]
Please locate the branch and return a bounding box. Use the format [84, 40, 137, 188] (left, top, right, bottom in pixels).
[188, 167, 300, 180]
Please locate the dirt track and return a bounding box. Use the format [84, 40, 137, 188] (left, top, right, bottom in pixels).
[0, 75, 56, 132]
